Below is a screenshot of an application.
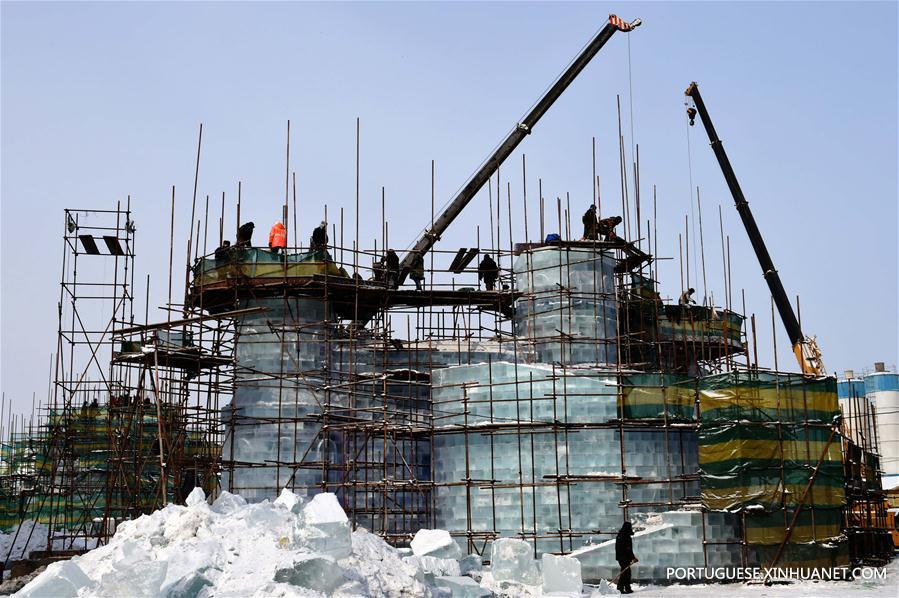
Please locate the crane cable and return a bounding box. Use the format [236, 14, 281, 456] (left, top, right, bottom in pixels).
[685, 105, 699, 299]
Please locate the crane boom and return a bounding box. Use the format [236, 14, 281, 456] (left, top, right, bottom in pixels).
[398, 15, 641, 283]
[684, 82, 825, 376]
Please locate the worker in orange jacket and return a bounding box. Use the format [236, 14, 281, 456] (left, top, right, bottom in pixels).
[269, 221, 287, 255]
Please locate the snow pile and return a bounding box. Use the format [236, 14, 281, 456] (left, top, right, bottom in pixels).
[16, 488, 433, 597]
[1, 520, 49, 564]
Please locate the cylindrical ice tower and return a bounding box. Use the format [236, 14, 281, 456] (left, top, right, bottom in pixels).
[513, 246, 618, 365]
[222, 297, 342, 502]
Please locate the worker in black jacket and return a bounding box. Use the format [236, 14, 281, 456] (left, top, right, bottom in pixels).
[582, 205, 599, 240]
[615, 521, 637, 594]
[236, 222, 255, 247]
[384, 249, 400, 289]
[598, 215, 623, 241]
[311, 221, 328, 251]
[478, 254, 499, 291]
[409, 251, 425, 291]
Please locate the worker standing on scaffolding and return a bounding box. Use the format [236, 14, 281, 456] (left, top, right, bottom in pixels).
[582, 204, 599, 240]
[478, 254, 499, 291]
[310, 221, 328, 253]
[385, 249, 400, 289]
[236, 222, 255, 247]
[409, 251, 425, 291]
[214, 240, 232, 262]
[268, 221, 287, 256]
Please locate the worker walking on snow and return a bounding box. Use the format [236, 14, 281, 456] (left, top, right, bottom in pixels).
[311, 221, 328, 252]
[478, 254, 499, 291]
[614, 521, 637, 594]
[582, 205, 599, 240]
[409, 251, 425, 291]
[269, 221, 287, 255]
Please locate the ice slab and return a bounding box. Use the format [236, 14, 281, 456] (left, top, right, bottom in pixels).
[16, 560, 91, 598]
[296, 492, 352, 558]
[434, 575, 493, 597]
[97, 559, 167, 598]
[302, 492, 347, 524]
[542, 553, 582, 594]
[273, 556, 345, 593]
[489, 538, 540, 585]
[460, 554, 483, 575]
[411, 529, 463, 560]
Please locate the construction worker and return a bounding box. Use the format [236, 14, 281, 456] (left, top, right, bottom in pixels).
[598, 215, 623, 241]
[614, 521, 637, 594]
[311, 221, 328, 252]
[478, 254, 499, 291]
[409, 251, 425, 291]
[678, 287, 696, 307]
[582, 205, 599, 240]
[214, 240, 232, 262]
[268, 221, 287, 255]
[236, 222, 255, 247]
[385, 249, 400, 289]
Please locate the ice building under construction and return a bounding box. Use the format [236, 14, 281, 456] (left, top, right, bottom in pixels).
[2, 14, 895, 581]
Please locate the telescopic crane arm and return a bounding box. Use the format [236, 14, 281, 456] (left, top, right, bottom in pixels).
[397, 15, 642, 284]
[684, 82, 825, 376]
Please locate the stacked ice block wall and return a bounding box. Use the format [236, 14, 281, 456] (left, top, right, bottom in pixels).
[431, 246, 707, 564]
[432, 363, 699, 557]
[513, 246, 617, 365]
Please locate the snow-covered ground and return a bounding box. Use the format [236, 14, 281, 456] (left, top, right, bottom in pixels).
[10, 489, 897, 597]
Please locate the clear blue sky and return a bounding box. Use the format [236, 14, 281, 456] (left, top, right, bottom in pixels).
[2, 2, 897, 417]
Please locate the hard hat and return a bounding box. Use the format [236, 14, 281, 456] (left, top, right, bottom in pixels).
[320, 220, 327, 227]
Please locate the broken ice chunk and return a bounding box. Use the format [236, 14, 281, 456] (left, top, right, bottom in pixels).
[410, 529, 463, 560]
[459, 554, 483, 575]
[274, 556, 345, 593]
[164, 571, 213, 598]
[273, 487, 302, 512]
[403, 555, 461, 577]
[541, 553, 582, 594]
[98, 560, 168, 598]
[16, 560, 92, 598]
[434, 575, 492, 597]
[303, 492, 348, 524]
[211, 491, 247, 515]
[489, 538, 539, 585]
[185, 487, 206, 508]
[296, 493, 352, 558]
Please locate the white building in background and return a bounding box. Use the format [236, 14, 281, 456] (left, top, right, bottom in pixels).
[839, 362, 899, 490]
